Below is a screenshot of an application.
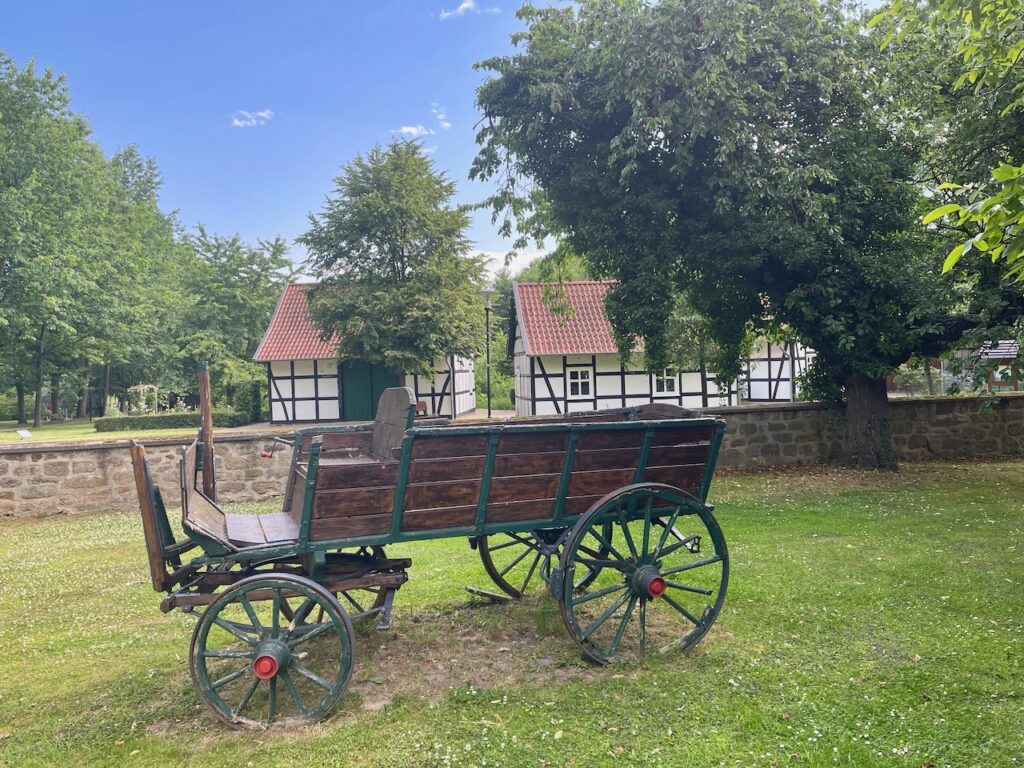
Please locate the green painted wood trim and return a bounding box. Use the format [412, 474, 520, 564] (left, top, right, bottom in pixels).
[699, 421, 727, 501]
[299, 438, 322, 546]
[474, 432, 502, 532]
[408, 417, 721, 439]
[633, 427, 655, 483]
[553, 427, 580, 521]
[390, 433, 415, 537]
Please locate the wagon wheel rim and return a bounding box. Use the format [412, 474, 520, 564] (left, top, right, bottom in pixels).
[190, 573, 354, 728]
[478, 528, 608, 598]
[558, 483, 728, 664]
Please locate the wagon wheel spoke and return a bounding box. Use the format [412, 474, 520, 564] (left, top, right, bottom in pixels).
[638, 599, 647, 654]
[287, 620, 335, 648]
[489, 533, 540, 552]
[211, 666, 250, 690]
[586, 525, 629, 566]
[581, 591, 632, 641]
[658, 535, 702, 559]
[616, 513, 639, 561]
[239, 595, 263, 634]
[607, 595, 638, 657]
[268, 677, 277, 722]
[290, 597, 316, 627]
[279, 669, 308, 716]
[571, 580, 628, 607]
[665, 580, 713, 596]
[213, 618, 259, 646]
[519, 550, 544, 594]
[292, 662, 334, 692]
[202, 649, 256, 659]
[641, 497, 654, 555]
[661, 555, 723, 576]
[271, 588, 281, 633]
[661, 593, 701, 626]
[233, 676, 261, 719]
[498, 544, 534, 577]
[653, 504, 685, 557]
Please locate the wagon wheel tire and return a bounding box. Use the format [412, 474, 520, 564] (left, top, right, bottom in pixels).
[558, 483, 728, 664]
[478, 527, 610, 599]
[190, 573, 355, 728]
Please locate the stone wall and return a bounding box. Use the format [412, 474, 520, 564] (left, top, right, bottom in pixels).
[0, 434, 291, 517]
[708, 393, 1024, 468]
[1, 394, 1022, 518]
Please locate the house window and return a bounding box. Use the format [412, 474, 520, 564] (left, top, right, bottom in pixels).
[568, 369, 591, 397]
[655, 369, 677, 393]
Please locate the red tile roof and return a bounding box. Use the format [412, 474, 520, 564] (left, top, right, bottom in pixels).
[514, 281, 620, 356]
[253, 284, 339, 362]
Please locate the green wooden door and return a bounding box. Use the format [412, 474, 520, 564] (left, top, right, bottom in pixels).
[341, 360, 401, 420]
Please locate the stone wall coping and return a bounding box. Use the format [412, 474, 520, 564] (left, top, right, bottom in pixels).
[706, 391, 1024, 416]
[0, 431, 288, 457]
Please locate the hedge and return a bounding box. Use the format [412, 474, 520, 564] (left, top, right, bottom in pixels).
[94, 410, 251, 432]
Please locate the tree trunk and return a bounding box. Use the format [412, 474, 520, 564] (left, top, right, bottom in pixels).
[50, 372, 60, 419]
[76, 367, 88, 418]
[100, 363, 110, 417]
[33, 325, 46, 428]
[843, 371, 898, 470]
[15, 381, 26, 424]
[924, 364, 935, 396]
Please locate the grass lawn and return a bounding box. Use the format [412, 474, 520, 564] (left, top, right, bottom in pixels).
[0, 419, 201, 445]
[0, 460, 1021, 767]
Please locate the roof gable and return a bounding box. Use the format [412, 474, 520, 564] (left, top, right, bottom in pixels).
[253, 284, 339, 362]
[513, 281, 620, 356]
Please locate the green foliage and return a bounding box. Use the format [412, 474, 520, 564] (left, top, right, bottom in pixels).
[873, 0, 1024, 285]
[300, 141, 486, 377]
[93, 410, 250, 432]
[233, 380, 267, 423]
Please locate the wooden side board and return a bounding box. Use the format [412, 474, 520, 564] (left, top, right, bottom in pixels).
[306, 418, 720, 541]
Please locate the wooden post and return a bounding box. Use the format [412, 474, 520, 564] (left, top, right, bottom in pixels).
[198, 362, 217, 501]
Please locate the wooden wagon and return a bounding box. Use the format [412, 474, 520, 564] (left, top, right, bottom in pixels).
[131, 387, 729, 727]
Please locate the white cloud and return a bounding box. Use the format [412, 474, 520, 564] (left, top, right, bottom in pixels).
[431, 103, 452, 131]
[230, 108, 274, 128]
[439, 0, 499, 19]
[392, 124, 435, 138]
[423, 145, 438, 154]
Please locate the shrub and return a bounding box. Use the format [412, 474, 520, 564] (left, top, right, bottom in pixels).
[234, 380, 266, 423]
[94, 410, 251, 432]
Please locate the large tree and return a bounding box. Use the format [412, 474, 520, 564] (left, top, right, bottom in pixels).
[472, 0, 1016, 468]
[300, 141, 485, 376]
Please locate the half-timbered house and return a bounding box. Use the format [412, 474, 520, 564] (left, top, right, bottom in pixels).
[254, 284, 475, 423]
[508, 281, 813, 416]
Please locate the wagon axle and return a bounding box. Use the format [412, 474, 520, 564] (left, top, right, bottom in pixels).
[252, 641, 290, 680]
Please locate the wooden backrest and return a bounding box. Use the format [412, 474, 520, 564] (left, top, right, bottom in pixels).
[179, 438, 230, 549]
[369, 387, 416, 461]
[130, 441, 172, 591]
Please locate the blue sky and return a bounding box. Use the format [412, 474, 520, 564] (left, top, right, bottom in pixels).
[3, 1, 543, 275]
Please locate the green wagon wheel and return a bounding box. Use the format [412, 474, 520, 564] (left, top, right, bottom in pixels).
[190, 573, 354, 728]
[478, 527, 609, 598]
[559, 483, 728, 664]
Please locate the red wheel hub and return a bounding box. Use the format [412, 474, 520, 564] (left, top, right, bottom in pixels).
[647, 576, 667, 598]
[253, 654, 279, 680]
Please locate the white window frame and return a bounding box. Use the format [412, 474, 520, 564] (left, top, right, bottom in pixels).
[567, 368, 592, 398]
[654, 369, 677, 393]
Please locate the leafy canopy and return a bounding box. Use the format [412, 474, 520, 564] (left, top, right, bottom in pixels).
[472, 0, 978, 390]
[300, 141, 485, 376]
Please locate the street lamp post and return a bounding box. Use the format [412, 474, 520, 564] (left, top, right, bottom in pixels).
[481, 286, 497, 418]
